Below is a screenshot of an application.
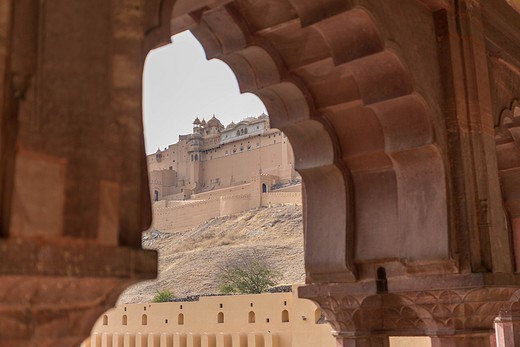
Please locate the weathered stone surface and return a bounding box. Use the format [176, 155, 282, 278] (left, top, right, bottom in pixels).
[0, 0, 520, 345]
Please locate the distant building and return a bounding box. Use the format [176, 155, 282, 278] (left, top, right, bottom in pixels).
[147, 114, 298, 202]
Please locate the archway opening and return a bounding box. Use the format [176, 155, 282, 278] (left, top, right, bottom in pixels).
[88, 26, 308, 347]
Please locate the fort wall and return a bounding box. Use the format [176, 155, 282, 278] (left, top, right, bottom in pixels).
[83, 288, 336, 347]
[261, 193, 301, 207]
[151, 182, 302, 232]
[153, 199, 221, 231]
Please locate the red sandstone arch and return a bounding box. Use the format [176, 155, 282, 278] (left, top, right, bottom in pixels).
[144, 0, 451, 283]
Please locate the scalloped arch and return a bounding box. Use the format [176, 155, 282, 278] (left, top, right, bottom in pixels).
[145, 0, 451, 282]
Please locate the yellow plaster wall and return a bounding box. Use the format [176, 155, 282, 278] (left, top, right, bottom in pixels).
[84, 288, 336, 347]
[84, 287, 432, 347]
[152, 199, 220, 231]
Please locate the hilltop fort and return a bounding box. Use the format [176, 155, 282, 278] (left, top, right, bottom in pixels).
[147, 114, 302, 232]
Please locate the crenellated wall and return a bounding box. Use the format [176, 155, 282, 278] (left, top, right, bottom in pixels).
[151, 182, 302, 232]
[82, 288, 336, 347]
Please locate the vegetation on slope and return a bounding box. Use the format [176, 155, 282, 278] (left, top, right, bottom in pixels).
[117, 205, 304, 304]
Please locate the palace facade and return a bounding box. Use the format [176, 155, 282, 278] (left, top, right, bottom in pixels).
[147, 114, 298, 202]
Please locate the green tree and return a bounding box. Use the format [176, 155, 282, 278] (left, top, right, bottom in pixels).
[218, 256, 281, 294]
[152, 289, 176, 303]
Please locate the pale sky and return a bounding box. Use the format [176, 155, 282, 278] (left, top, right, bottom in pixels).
[142, 30, 267, 154]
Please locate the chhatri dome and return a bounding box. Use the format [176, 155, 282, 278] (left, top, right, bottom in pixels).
[207, 115, 223, 128]
[200, 118, 206, 127]
[193, 117, 201, 125]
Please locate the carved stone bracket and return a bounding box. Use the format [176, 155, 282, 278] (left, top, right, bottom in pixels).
[299, 279, 520, 340]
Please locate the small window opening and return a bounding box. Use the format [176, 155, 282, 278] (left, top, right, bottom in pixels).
[283, 301, 287, 306]
[142, 314, 147, 325]
[180, 305, 183, 309]
[154, 190, 159, 202]
[102, 315, 108, 325]
[165, 319, 168, 324]
[376, 267, 388, 293]
[178, 313, 184, 325]
[262, 184, 267, 193]
[315, 309, 326, 324]
[220, 303, 223, 308]
[282, 310, 289, 323]
[122, 315, 127, 325]
[249, 311, 256, 323]
[250, 303, 253, 307]
[266, 318, 270, 323]
[218, 312, 224, 323]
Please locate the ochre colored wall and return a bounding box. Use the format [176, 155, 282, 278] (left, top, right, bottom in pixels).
[151, 182, 302, 232]
[152, 199, 220, 231]
[84, 288, 336, 347]
[261, 193, 301, 207]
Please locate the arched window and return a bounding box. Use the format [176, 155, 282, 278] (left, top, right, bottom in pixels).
[314, 309, 326, 324]
[178, 313, 184, 325]
[245, 128, 248, 134]
[262, 184, 267, 193]
[142, 314, 147, 325]
[217, 312, 224, 323]
[102, 315, 108, 325]
[195, 154, 198, 161]
[154, 190, 159, 202]
[282, 310, 289, 323]
[236, 130, 240, 136]
[122, 315, 127, 325]
[248, 311, 255, 323]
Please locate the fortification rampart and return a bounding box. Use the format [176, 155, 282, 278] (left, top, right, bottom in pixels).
[152, 199, 220, 231]
[261, 192, 301, 207]
[151, 183, 302, 233]
[82, 287, 336, 347]
[191, 183, 250, 201]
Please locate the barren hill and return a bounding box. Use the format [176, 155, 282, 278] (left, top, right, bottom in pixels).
[117, 205, 304, 304]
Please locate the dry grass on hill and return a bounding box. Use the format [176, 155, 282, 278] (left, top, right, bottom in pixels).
[117, 205, 304, 304]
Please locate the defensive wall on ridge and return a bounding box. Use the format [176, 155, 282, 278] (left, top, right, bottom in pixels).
[151, 179, 302, 233]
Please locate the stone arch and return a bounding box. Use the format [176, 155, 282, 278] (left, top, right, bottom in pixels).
[152, 0, 450, 283]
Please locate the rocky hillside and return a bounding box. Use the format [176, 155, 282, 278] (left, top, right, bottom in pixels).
[117, 205, 304, 304]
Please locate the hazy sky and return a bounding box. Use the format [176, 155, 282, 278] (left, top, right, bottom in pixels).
[142, 31, 267, 154]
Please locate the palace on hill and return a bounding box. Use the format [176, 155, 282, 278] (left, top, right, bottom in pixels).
[147, 114, 298, 202]
[147, 114, 302, 232]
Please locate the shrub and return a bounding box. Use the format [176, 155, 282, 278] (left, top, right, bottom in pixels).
[218, 255, 281, 294]
[152, 289, 176, 303]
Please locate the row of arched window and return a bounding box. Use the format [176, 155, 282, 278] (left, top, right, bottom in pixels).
[102, 310, 291, 326]
[236, 128, 248, 136]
